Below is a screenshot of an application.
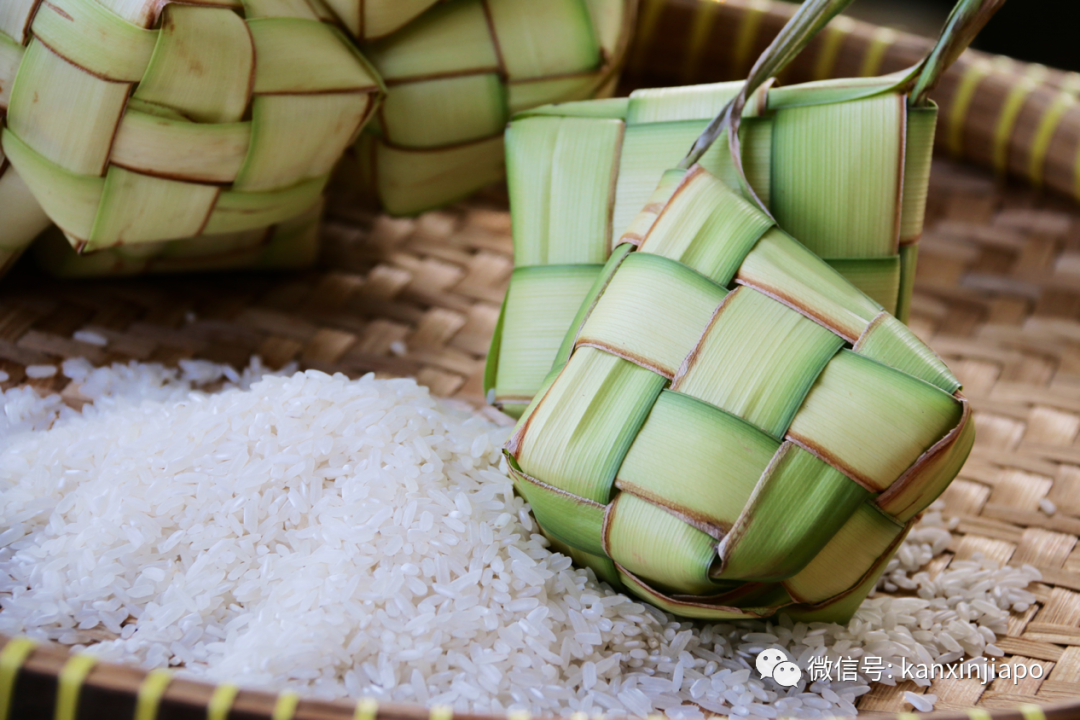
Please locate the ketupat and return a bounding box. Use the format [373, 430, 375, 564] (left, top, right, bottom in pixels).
[486, 33, 955, 418]
[1, 0, 383, 254]
[503, 0, 1003, 622]
[334, 0, 635, 216]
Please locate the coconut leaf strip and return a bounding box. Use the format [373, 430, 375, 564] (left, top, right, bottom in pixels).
[514, 347, 666, 504]
[786, 349, 963, 491]
[770, 93, 905, 258]
[576, 252, 728, 378]
[8, 39, 129, 175]
[374, 135, 505, 217]
[615, 565, 780, 621]
[674, 286, 844, 440]
[824, 256, 901, 315]
[617, 389, 778, 537]
[782, 502, 905, 604]
[637, 165, 773, 285]
[716, 443, 870, 582]
[875, 398, 974, 521]
[31, 0, 157, 82]
[495, 264, 603, 406]
[109, 110, 251, 183]
[133, 4, 253, 124]
[854, 312, 959, 394]
[381, 74, 506, 149]
[1, 128, 103, 240]
[511, 465, 607, 557]
[604, 493, 719, 596]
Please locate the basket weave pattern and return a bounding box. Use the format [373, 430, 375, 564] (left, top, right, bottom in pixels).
[345, 0, 635, 216]
[1, 0, 381, 250]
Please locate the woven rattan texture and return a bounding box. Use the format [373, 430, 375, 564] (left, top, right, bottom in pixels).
[1, 159, 1079, 718]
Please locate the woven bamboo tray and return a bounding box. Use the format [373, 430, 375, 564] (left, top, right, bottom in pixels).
[3, 1, 1080, 719]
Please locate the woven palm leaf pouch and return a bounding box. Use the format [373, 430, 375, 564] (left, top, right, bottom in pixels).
[332, 0, 635, 216]
[483, 0, 996, 419]
[0, 0, 383, 258]
[504, 0, 1003, 622]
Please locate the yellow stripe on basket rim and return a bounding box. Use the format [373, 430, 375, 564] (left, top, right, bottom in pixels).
[631, 0, 666, 75]
[947, 59, 993, 158]
[55, 654, 97, 720]
[207, 683, 239, 720]
[508, 710, 532, 720]
[272, 690, 301, 720]
[1020, 704, 1048, 720]
[731, 0, 772, 79]
[680, 0, 722, 84]
[813, 14, 855, 80]
[897, 714, 920, 720]
[0, 637, 37, 720]
[1028, 91, 1077, 188]
[354, 697, 379, 720]
[859, 26, 897, 77]
[967, 709, 993, 720]
[134, 669, 173, 720]
[994, 76, 1038, 177]
[430, 704, 454, 720]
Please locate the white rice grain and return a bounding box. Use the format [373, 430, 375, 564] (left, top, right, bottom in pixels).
[0, 360, 1040, 718]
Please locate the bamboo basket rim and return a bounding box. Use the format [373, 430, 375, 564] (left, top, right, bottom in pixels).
[3, 1, 1080, 719]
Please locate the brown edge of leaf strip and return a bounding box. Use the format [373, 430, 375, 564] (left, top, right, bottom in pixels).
[852, 310, 956, 378]
[627, 163, 703, 249]
[874, 394, 972, 517]
[240, 13, 257, 114]
[382, 68, 503, 87]
[509, 462, 608, 513]
[781, 510, 912, 607]
[571, 340, 675, 380]
[611, 560, 773, 616]
[19, 0, 46, 44]
[711, 440, 798, 577]
[613, 478, 730, 540]
[25, 40, 133, 183]
[41, 1, 71, 22]
[732, 278, 861, 345]
[108, 151, 241, 186]
[603, 120, 625, 250]
[556, 244, 636, 364]
[479, 0, 508, 83]
[377, 132, 502, 154]
[30, 33, 133, 85]
[889, 93, 907, 255]
[670, 284, 740, 389]
[783, 433, 882, 493]
[503, 358, 570, 459]
[600, 489, 621, 560]
[356, 0, 364, 40]
[348, 93, 379, 147]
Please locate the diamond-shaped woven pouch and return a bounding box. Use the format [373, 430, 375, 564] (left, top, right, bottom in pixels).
[336, 0, 634, 215]
[486, 75, 936, 418]
[1, 0, 383, 252]
[505, 165, 973, 623]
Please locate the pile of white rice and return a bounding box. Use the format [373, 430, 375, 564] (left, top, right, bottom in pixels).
[0, 358, 1040, 717]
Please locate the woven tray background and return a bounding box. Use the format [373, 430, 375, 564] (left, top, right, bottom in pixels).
[3, 1, 1080, 718]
